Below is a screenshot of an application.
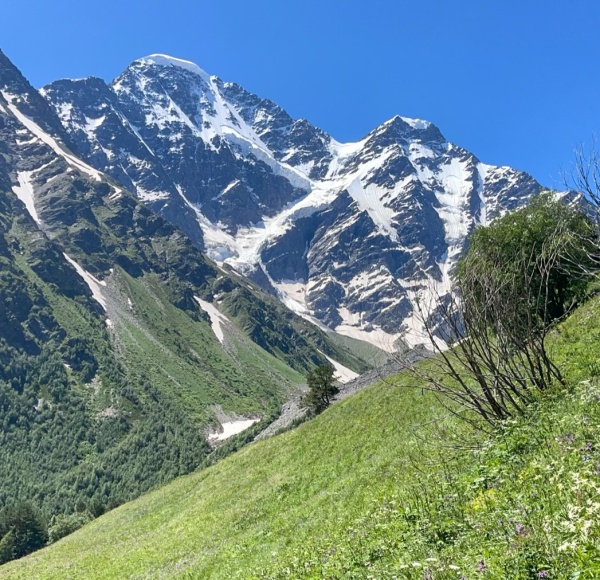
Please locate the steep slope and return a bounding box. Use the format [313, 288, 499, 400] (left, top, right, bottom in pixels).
[0, 50, 372, 517]
[4, 295, 600, 578]
[44, 54, 543, 350]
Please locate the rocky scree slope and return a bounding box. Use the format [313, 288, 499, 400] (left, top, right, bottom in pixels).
[43, 54, 544, 350]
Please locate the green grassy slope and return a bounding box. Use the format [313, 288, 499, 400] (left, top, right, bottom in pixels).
[5, 297, 600, 578]
[0, 93, 376, 523]
[110, 268, 304, 421]
[0, 52, 382, 526]
[0, 179, 305, 517]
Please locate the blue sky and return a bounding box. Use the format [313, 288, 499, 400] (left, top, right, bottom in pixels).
[1, 0, 598, 187]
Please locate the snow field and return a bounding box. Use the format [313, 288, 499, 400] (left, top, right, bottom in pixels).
[194, 297, 228, 344]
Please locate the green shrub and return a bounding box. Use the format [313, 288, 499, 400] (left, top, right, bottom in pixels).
[48, 511, 93, 544]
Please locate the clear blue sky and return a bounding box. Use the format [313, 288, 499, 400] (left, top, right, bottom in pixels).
[1, 0, 598, 187]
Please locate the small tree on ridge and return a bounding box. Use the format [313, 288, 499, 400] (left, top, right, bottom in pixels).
[302, 365, 338, 415]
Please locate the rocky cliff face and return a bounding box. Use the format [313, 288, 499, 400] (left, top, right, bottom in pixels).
[43, 54, 543, 350]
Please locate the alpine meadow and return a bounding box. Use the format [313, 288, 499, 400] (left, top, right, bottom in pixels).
[0, 4, 599, 577]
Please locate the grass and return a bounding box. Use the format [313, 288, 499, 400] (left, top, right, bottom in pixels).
[1, 368, 452, 579]
[112, 269, 304, 422]
[3, 297, 600, 578]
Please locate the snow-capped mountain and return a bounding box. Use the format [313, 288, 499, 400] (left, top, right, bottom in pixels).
[43, 54, 543, 351]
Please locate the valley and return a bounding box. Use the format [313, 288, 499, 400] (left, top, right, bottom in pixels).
[0, 35, 597, 579]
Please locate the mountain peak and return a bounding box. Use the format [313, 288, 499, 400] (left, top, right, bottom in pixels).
[135, 54, 210, 80]
[368, 114, 444, 145]
[379, 114, 433, 133]
[42, 53, 543, 351]
[397, 115, 431, 130]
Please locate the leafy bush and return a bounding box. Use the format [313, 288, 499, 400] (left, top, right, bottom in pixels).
[412, 194, 599, 426]
[459, 193, 597, 327]
[48, 511, 93, 544]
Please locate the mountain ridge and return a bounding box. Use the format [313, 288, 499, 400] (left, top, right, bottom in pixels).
[43, 53, 544, 350]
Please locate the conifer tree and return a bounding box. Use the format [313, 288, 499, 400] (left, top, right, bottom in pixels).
[302, 365, 338, 414]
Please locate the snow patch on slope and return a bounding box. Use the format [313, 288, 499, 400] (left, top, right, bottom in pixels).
[83, 115, 106, 139]
[194, 296, 228, 344]
[62, 254, 107, 310]
[2, 91, 104, 182]
[208, 419, 259, 442]
[274, 281, 309, 315]
[198, 184, 341, 269]
[319, 352, 359, 384]
[334, 304, 403, 352]
[12, 171, 40, 225]
[271, 280, 331, 331]
[346, 179, 398, 242]
[433, 156, 472, 244]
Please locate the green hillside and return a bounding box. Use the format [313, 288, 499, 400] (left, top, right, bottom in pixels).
[0, 47, 382, 528]
[0, 173, 376, 519]
[4, 292, 600, 578]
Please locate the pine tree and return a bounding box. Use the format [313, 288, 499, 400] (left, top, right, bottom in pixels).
[0, 503, 47, 563]
[302, 365, 338, 415]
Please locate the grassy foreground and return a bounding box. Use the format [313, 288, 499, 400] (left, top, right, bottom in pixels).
[3, 298, 600, 578]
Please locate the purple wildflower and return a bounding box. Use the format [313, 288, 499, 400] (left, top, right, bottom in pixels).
[538, 571, 549, 578]
[585, 442, 593, 451]
[478, 559, 487, 573]
[515, 523, 527, 535]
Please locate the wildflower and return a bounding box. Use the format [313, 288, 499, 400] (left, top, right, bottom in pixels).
[538, 571, 549, 578]
[565, 434, 575, 443]
[515, 523, 527, 536]
[448, 564, 460, 570]
[586, 442, 593, 451]
[558, 541, 573, 552]
[478, 560, 487, 573]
